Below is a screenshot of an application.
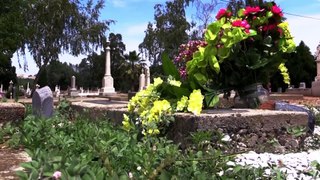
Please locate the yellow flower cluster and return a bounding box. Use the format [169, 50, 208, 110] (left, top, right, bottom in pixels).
[278, 63, 290, 84]
[278, 22, 296, 53]
[187, 89, 204, 115]
[176, 89, 204, 115]
[123, 77, 204, 136]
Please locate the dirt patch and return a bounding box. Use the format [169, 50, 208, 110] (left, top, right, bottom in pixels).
[0, 145, 30, 180]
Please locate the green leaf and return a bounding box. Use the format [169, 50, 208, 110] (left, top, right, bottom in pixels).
[205, 22, 221, 42]
[247, 58, 272, 69]
[248, 29, 257, 36]
[16, 171, 28, 180]
[20, 162, 37, 171]
[162, 52, 180, 80]
[205, 93, 219, 108]
[194, 73, 207, 85]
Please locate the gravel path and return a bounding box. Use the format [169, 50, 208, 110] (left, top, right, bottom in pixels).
[235, 126, 320, 179]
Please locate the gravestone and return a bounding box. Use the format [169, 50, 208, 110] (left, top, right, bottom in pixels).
[299, 82, 306, 89]
[69, 76, 79, 97]
[32, 86, 53, 118]
[0, 84, 3, 93]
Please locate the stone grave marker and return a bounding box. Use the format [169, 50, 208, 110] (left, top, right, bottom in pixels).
[299, 82, 306, 89]
[32, 86, 53, 118]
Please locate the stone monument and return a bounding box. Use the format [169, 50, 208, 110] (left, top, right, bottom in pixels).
[69, 76, 79, 97]
[100, 41, 115, 95]
[26, 82, 31, 97]
[0, 84, 3, 93]
[32, 86, 53, 118]
[144, 67, 150, 89]
[138, 69, 145, 91]
[9, 80, 13, 99]
[312, 44, 320, 96]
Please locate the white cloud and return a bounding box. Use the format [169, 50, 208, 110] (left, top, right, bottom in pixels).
[108, 0, 126, 8]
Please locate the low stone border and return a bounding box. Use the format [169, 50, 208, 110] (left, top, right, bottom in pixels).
[168, 109, 308, 152]
[70, 101, 310, 153]
[0, 103, 25, 124]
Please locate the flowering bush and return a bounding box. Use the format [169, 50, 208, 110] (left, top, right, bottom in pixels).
[123, 77, 204, 136]
[183, 2, 295, 105]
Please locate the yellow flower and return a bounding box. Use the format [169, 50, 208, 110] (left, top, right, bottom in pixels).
[176, 96, 188, 111]
[153, 77, 163, 87]
[168, 79, 182, 87]
[147, 128, 160, 135]
[187, 89, 204, 115]
[150, 100, 171, 118]
[122, 114, 132, 131]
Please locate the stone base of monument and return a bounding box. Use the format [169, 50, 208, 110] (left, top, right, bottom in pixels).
[69, 90, 79, 97]
[70, 101, 309, 153]
[311, 81, 320, 96]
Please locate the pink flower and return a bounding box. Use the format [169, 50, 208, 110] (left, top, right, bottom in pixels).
[232, 20, 251, 34]
[232, 20, 242, 27]
[53, 171, 62, 179]
[215, 8, 231, 20]
[262, 23, 277, 31]
[244, 6, 261, 16]
[271, 5, 283, 17]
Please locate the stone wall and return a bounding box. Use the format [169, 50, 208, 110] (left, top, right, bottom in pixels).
[0, 103, 25, 124]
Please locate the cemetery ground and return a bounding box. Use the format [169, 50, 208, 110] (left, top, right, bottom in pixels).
[0, 95, 320, 179]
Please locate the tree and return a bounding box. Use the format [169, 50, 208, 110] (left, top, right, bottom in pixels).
[0, 0, 25, 89]
[139, 0, 193, 69]
[227, 0, 265, 15]
[270, 41, 316, 91]
[286, 41, 316, 88]
[125, 51, 141, 92]
[46, 60, 77, 90]
[18, 0, 111, 92]
[192, 0, 217, 38]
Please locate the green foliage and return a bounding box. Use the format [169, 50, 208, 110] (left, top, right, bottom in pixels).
[287, 126, 307, 138]
[0, 105, 293, 179]
[162, 53, 181, 80]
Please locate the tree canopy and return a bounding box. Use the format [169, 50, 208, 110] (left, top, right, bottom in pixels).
[1, 0, 112, 90]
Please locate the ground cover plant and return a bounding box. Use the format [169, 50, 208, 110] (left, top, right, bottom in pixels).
[0, 102, 294, 180]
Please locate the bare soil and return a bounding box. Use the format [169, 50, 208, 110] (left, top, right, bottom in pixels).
[0, 144, 30, 180]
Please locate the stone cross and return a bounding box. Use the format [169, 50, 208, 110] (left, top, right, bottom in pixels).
[100, 41, 115, 95]
[138, 69, 145, 91]
[32, 86, 53, 118]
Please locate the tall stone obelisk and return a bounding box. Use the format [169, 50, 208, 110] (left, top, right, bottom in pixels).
[312, 44, 320, 96]
[101, 41, 115, 95]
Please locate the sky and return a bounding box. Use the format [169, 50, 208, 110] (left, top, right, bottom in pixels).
[12, 0, 320, 76]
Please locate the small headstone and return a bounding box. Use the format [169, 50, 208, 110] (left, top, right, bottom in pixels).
[32, 86, 54, 118]
[299, 82, 306, 89]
